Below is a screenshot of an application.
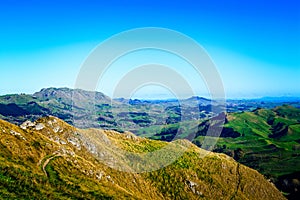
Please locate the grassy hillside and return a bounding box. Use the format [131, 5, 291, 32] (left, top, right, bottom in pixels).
[193, 105, 300, 199]
[145, 105, 300, 199]
[0, 116, 285, 199]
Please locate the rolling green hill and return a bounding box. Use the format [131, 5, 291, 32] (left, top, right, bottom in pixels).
[195, 105, 300, 199]
[0, 116, 285, 199]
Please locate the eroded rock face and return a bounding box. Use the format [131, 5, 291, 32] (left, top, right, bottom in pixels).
[186, 179, 199, 194]
[35, 123, 45, 130]
[10, 130, 26, 140]
[67, 137, 81, 149]
[20, 120, 35, 130]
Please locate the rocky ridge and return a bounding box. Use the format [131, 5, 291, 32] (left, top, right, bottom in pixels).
[0, 116, 286, 199]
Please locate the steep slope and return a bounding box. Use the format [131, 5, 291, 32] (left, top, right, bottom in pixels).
[192, 105, 300, 199]
[0, 88, 114, 128]
[33, 87, 111, 103]
[0, 117, 285, 199]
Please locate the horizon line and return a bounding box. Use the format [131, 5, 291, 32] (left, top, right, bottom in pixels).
[1, 86, 300, 101]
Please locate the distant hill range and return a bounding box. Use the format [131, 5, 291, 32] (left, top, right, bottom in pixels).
[0, 116, 285, 199]
[0, 88, 213, 130]
[0, 87, 299, 132]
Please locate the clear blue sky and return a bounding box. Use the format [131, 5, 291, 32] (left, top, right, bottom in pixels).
[0, 0, 299, 98]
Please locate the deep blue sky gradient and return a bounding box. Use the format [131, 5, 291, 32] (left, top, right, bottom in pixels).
[0, 0, 299, 97]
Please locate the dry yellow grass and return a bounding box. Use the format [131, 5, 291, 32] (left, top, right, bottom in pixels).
[0, 116, 286, 199]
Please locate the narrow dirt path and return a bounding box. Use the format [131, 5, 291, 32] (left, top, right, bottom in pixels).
[42, 154, 62, 177]
[39, 153, 134, 196]
[230, 163, 241, 200]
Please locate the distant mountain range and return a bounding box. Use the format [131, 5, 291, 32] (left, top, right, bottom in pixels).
[1, 87, 299, 132]
[258, 96, 300, 102]
[0, 88, 214, 130]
